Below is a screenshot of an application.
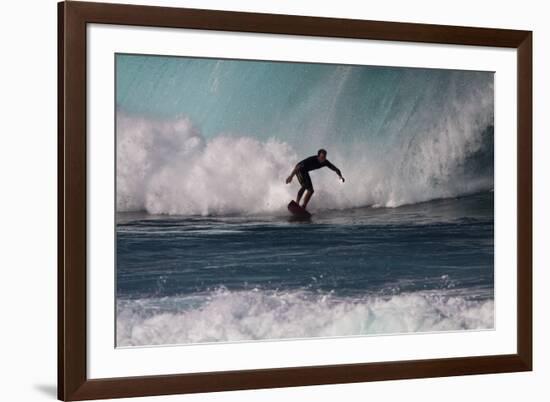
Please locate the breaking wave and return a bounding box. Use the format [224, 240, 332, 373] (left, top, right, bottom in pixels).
[116, 289, 494, 346]
[116, 63, 494, 215]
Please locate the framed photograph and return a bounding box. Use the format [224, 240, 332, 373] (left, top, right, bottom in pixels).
[58, 1, 532, 400]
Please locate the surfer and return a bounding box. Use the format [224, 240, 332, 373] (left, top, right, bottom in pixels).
[285, 149, 345, 210]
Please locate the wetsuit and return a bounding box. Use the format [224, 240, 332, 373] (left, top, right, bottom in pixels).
[296, 156, 341, 192]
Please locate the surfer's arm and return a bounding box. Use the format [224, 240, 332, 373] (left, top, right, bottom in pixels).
[326, 161, 345, 182]
[286, 164, 301, 184]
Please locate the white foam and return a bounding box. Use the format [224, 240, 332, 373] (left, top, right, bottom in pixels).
[116, 290, 494, 347]
[117, 113, 297, 215]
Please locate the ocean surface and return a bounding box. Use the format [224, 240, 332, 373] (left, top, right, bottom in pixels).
[116, 192, 494, 346]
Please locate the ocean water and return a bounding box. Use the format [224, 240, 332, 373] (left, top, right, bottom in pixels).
[116, 192, 494, 346]
[115, 55, 494, 347]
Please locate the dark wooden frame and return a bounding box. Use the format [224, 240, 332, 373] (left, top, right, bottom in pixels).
[58, 1, 532, 400]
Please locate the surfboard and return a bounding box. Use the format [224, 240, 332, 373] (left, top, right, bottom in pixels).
[287, 200, 312, 218]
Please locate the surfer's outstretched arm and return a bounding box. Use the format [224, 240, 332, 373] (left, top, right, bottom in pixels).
[326, 161, 345, 182]
[286, 164, 301, 184]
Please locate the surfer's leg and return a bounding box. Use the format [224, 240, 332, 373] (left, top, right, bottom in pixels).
[302, 189, 314, 209]
[296, 186, 306, 204]
[295, 169, 307, 204]
[301, 172, 314, 209]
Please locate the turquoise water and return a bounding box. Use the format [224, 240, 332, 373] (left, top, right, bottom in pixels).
[116, 54, 493, 148]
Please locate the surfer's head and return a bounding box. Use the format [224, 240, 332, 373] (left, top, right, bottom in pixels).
[317, 149, 327, 162]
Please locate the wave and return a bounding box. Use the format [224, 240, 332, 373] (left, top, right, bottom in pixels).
[116, 65, 494, 215]
[116, 289, 494, 346]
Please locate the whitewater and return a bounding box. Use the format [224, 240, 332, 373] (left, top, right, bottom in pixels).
[117, 289, 494, 346]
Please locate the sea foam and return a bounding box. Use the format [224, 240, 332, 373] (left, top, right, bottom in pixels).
[116, 289, 494, 346]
